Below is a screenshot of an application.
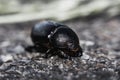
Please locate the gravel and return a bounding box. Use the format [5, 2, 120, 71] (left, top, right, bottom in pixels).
[0, 17, 120, 80]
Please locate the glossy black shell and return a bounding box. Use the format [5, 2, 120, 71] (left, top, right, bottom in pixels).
[31, 21, 82, 57]
[31, 21, 60, 45]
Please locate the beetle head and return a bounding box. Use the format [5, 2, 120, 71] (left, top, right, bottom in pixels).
[62, 42, 82, 57]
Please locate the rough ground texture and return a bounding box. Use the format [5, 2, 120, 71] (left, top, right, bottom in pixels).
[0, 16, 120, 80]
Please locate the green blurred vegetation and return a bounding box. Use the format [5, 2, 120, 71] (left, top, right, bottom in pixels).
[0, 0, 120, 23]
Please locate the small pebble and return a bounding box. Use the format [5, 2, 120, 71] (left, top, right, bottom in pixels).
[0, 54, 13, 62]
[80, 40, 95, 46]
[14, 45, 25, 54]
[81, 52, 90, 60]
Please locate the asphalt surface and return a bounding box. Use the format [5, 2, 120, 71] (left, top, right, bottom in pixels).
[0, 17, 120, 80]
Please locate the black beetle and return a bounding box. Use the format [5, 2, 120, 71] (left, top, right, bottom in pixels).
[26, 21, 82, 59]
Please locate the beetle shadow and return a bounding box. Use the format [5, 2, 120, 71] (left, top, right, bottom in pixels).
[25, 45, 60, 58]
[25, 45, 48, 53]
[25, 46, 78, 60]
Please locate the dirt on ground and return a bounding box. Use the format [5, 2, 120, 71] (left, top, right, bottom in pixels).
[0, 16, 120, 80]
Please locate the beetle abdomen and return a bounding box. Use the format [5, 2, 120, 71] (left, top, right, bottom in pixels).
[31, 21, 60, 45]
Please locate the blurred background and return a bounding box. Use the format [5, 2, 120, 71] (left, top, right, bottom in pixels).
[0, 0, 120, 23]
[0, 0, 120, 80]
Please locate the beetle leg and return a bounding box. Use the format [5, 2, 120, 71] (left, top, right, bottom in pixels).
[35, 45, 48, 53]
[76, 48, 83, 57]
[25, 45, 37, 52]
[25, 45, 48, 53]
[57, 50, 71, 59]
[43, 48, 56, 58]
